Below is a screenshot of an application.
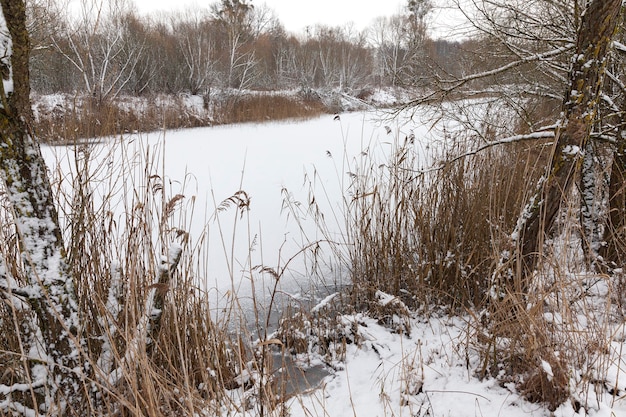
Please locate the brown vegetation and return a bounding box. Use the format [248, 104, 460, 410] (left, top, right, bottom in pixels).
[218, 93, 328, 124]
[31, 91, 332, 143]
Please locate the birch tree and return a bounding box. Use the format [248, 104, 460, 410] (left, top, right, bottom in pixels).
[597, 16, 626, 268]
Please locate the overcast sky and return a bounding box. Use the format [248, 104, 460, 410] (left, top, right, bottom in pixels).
[132, 0, 409, 34]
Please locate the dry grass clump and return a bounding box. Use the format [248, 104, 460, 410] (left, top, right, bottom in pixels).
[275, 297, 348, 364]
[472, 293, 571, 411]
[471, 259, 626, 413]
[32, 95, 212, 143]
[215, 92, 328, 125]
[345, 126, 550, 314]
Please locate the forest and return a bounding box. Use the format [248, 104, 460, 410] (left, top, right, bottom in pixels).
[28, 0, 458, 97]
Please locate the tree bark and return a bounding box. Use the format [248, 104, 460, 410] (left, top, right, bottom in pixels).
[512, 0, 621, 285]
[601, 125, 626, 267]
[579, 139, 607, 267]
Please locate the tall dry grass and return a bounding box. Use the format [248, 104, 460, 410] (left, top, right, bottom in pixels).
[215, 93, 328, 125]
[333, 97, 626, 411]
[32, 95, 211, 143]
[0, 133, 300, 416]
[343, 121, 551, 313]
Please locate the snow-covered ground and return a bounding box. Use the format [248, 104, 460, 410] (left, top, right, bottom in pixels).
[285, 312, 626, 417]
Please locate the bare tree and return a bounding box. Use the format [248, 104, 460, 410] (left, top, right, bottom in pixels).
[52, 0, 145, 103]
[369, 1, 432, 87]
[511, 0, 621, 282]
[173, 9, 217, 94]
[212, 0, 258, 90]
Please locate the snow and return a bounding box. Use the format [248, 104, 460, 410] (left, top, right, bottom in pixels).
[283, 315, 562, 417]
[541, 359, 554, 381]
[562, 144, 581, 156]
[264, 310, 626, 417]
[160, 243, 183, 272]
[310, 292, 339, 314]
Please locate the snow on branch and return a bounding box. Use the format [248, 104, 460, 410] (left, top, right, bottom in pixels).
[606, 69, 626, 96]
[0, 378, 45, 416]
[311, 292, 339, 314]
[0, 400, 36, 417]
[613, 40, 626, 54]
[0, 378, 45, 396]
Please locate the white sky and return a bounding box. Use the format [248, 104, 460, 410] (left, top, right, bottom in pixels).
[132, 0, 408, 34]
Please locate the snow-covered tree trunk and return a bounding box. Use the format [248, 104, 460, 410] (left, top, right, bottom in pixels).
[579, 139, 608, 267]
[0, 0, 88, 414]
[511, 0, 621, 286]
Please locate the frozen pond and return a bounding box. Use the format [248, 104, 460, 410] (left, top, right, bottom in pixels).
[42, 111, 432, 318]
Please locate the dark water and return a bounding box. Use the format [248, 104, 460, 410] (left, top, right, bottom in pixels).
[238, 278, 349, 397]
[271, 353, 329, 398]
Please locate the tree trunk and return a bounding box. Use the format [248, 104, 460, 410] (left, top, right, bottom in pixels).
[601, 127, 626, 267]
[579, 139, 608, 267]
[511, 0, 621, 287]
[0, 1, 88, 414]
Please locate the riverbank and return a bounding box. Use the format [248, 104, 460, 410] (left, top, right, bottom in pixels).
[31, 87, 414, 143]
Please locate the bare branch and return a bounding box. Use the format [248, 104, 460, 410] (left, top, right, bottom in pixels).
[413, 130, 555, 176]
[405, 44, 574, 106]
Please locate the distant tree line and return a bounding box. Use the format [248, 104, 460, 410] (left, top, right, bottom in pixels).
[26, 0, 465, 102]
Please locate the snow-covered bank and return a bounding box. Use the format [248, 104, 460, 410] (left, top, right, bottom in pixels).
[283, 312, 626, 417]
[31, 88, 416, 143]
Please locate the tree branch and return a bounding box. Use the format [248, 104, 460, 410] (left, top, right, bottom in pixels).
[411, 130, 556, 176]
